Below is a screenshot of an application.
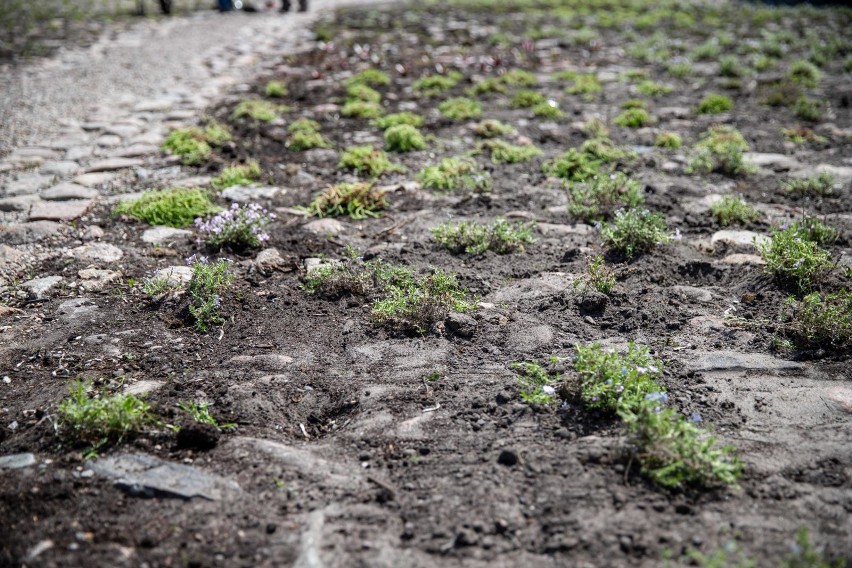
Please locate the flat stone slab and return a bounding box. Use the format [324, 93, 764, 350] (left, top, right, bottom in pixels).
[668, 285, 713, 304]
[78, 268, 121, 291]
[40, 160, 82, 177]
[67, 242, 123, 263]
[152, 265, 193, 286]
[717, 253, 765, 266]
[73, 172, 117, 187]
[221, 185, 283, 202]
[3, 174, 54, 196]
[141, 226, 193, 245]
[0, 195, 40, 212]
[488, 272, 571, 304]
[86, 158, 144, 172]
[711, 230, 768, 249]
[228, 354, 294, 371]
[743, 152, 799, 172]
[23, 276, 64, 300]
[90, 453, 240, 500]
[0, 453, 37, 470]
[302, 218, 345, 237]
[28, 199, 93, 221]
[687, 350, 804, 373]
[40, 183, 99, 201]
[0, 221, 62, 245]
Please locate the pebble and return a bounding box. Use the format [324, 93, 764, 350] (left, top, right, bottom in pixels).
[28, 199, 94, 221]
[0, 452, 37, 469]
[22, 275, 64, 300]
[68, 242, 124, 263]
[302, 218, 345, 237]
[40, 183, 100, 201]
[141, 226, 193, 245]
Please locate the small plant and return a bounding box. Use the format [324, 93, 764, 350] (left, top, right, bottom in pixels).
[373, 112, 424, 129]
[794, 97, 822, 122]
[468, 77, 507, 96]
[792, 216, 838, 246]
[781, 528, 847, 568]
[142, 275, 180, 296]
[710, 195, 760, 226]
[756, 225, 834, 292]
[687, 125, 749, 175]
[432, 217, 535, 255]
[511, 362, 557, 404]
[472, 119, 515, 138]
[542, 148, 602, 182]
[305, 182, 387, 219]
[698, 93, 734, 114]
[580, 138, 636, 163]
[620, 99, 646, 110]
[286, 119, 331, 151]
[195, 202, 274, 251]
[601, 208, 671, 258]
[654, 131, 682, 149]
[531, 101, 565, 119]
[574, 342, 663, 413]
[264, 80, 287, 98]
[58, 380, 151, 449]
[186, 256, 235, 332]
[178, 401, 235, 431]
[614, 107, 654, 128]
[788, 60, 820, 88]
[417, 156, 492, 193]
[161, 123, 231, 166]
[212, 160, 262, 190]
[636, 80, 672, 97]
[338, 145, 403, 177]
[573, 255, 617, 294]
[501, 69, 538, 87]
[782, 126, 826, 145]
[384, 124, 427, 152]
[413, 72, 461, 97]
[690, 38, 721, 61]
[583, 118, 610, 138]
[479, 139, 543, 164]
[114, 188, 219, 228]
[719, 55, 747, 78]
[439, 97, 483, 120]
[666, 61, 693, 80]
[567, 73, 602, 98]
[567, 172, 645, 222]
[781, 291, 852, 350]
[345, 83, 382, 104]
[233, 99, 284, 122]
[512, 89, 546, 108]
[344, 69, 391, 88]
[340, 100, 383, 119]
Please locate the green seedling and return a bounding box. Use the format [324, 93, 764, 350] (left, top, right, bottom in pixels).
[233, 99, 284, 122]
[532, 101, 565, 119]
[788, 60, 820, 88]
[384, 124, 427, 152]
[432, 217, 535, 255]
[710, 195, 760, 226]
[345, 83, 382, 104]
[413, 72, 462, 97]
[439, 97, 483, 120]
[264, 80, 287, 98]
[636, 80, 672, 97]
[573, 255, 617, 294]
[580, 138, 637, 163]
[511, 89, 546, 108]
[756, 225, 833, 292]
[340, 100, 383, 118]
[338, 145, 403, 177]
[794, 97, 822, 122]
[187, 256, 234, 332]
[479, 139, 543, 164]
[212, 160, 262, 190]
[614, 108, 654, 128]
[472, 119, 515, 138]
[601, 207, 671, 258]
[178, 401, 235, 431]
[567, 172, 644, 222]
[344, 69, 391, 87]
[58, 380, 151, 449]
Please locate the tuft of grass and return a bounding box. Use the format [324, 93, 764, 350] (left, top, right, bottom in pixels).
[781, 126, 826, 146]
[620, 99, 647, 110]
[792, 216, 838, 246]
[512, 89, 546, 108]
[161, 123, 231, 166]
[580, 138, 636, 163]
[542, 148, 602, 182]
[782, 291, 852, 351]
[468, 77, 508, 96]
[432, 217, 535, 255]
[756, 225, 834, 292]
[532, 101, 565, 119]
[306, 182, 387, 219]
[178, 401, 235, 431]
[601, 208, 671, 258]
[511, 362, 557, 404]
[575, 342, 663, 413]
[788, 60, 820, 88]
[417, 157, 492, 193]
[614, 107, 654, 128]
[344, 69, 391, 88]
[501, 69, 538, 87]
[413, 72, 462, 97]
[583, 118, 610, 139]
[687, 125, 749, 175]
[567, 172, 644, 222]
[288, 118, 322, 133]
[114, 188, 219, 228]
[666, 61, 693, 80]
[573, 255, 617, 294]
[698, 93, 734, 114]
[212, 160, 262, 190]
[384, 124, 427, 152]
[710, 195, 760, 226]
[264, 80, 287, 98]
[58, 380, 151, 450]
[636, 80, 672, 97]
[233, 99, 285, 122]
[654, 131, 682, 149]
[438, 97, 483, 120]
[340, 100, 384, 119]
[286, 119, 331, 151]
[187, 256, 235, 332]
[338, 145, 403, 177]
[566, 73, 602, 99]
[479, 139, 543, 164]
[719, 55, 747, 78]
[794, 97, 822, 122]
[345, 83, 382, 104]
[372, 112, 424, 129]
[142, 275, 180, 297]
[472, 119, 515, 138]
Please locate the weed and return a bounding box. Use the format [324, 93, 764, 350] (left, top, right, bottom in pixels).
[698, 93, 734, 114]
[532, 101, 565, 119]
[710, 195, 760, 226]
[288, 118, 323, 133]
[620, 99, 647, 110]
[794, 97, 822, 122]
[306, 182, 386, 219]
[666, 61, 693, 80]
[178, 401, 235, 431]
[201, 121, 232, 145]
[344, 69, 391, 87]
[690, 38, 721, 61]
[413, 71, 462, 97]
[654, 131, 682, 149]
[614, 108, 653, 128]
[195, 203, 274, 251]
[781, 528, 847, 568]
[468, 77, 508, 96]
[161, 122, 231, 166]
[371, 270, 477, 333]
[264, 80, 287, 98]
[372, 112, 424, 129]
[345, 83, 382, 104]
[58, 380, 151, 449]
[511, 362, 557, 404]
[501, 69, 538, 87]
[479, 139, 543, 164]
[472, 119, 515, 138]
[287, 129, 332, 151]
[567, 73, 602, 99]
[114, 188, 219, 228]
[583, 118, 610, 139]
[687, 126, 749, 175]
[580, 138, 637, 163]
[432, 217, 535, 255]
[142, 275, 179, 296]
[719, 55, 747, 78]
[788, 60, 821, 88]
[637, 80, 672, 97]
[233, 99, 284, 122]
[682, 541, 756, 568]
[792, 216, 838, 246]
[601, 208, 671, 258]
[439, 97, 483, 120]
[512, 89, 546, 108]
[417, 156, 492, 193]
[186, 256, 235, 332]
[573, 255, 617, 294]
[574, 342, 663, 413]
[567, 172, 645, 222]
[782, 291, 852, 350]
[781, 126, 826, 145]
[756, 225, 833, 292]
[542, 149, 602, 182]
[761, 81, 803, 107]
[338, 145, 403, 177]
[212, 160, 262, 190]
[384, 124, 427, 152]
[340, 100, 384, 118]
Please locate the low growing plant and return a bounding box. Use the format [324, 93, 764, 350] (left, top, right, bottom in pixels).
[756, 225, 834, 291]
[413, 72, 462, 97]
[567, 172, 645, 222]
[572, 255, 617, 294]
[432, 217, 535, 255]
[794, 97, 822, 122]
[511, 362, 558, 404]
[512, 89, 546, 108]
[212, 160, 262, 190]
[264, 80, 287, 98]
[542, 148, 602, 182]
[161, 123, 231, 166]
[580, 138, 637, 163]
[636, 80, 672, 97]
[340, 100, 383, 118]
[338, 145, 403, 177]
[567, 73, 602, 99]
[439, 97, 483, 120]
[178, 401, 236, 431]
[373, 112, 424, 129]
[601, 208, 671, 258]
[344, 69, 391, 88]
[532, 101, 565, 119]
[698, 93, 734, 114]
[58, 380, 151, 450]
[384, 124, 427, 152]
[574, 342, 663, 413]
[114, 188, 219, 228]
[233, 99, 284, 122]
[186, 255, 235, 332]
[195, 202, 275, 251]
[783, 173, 834, 197]
[781, 291, 852, 350]
[417, 157, 492, 193]
[614, 107, 654, 128]
[345, 83, 382, 104]
[479, 139, 543, 164]
[687, 125, 749, 175]
[710, 195, 760, 226]
[792, 216, 838, 246]
[788, 60, 820, 88]
[654, 131, 682, 149]
[305, 182, 387, 219]
[472, 119, 515, 138]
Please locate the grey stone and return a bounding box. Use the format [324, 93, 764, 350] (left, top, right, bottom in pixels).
[253, 248, 286, 273]
[28, 199, 93, 221]
[68, 242, 123, 263]
[105, 124, 141, 138]
[536, 223, 594, 237]
[711, 230, 768, 249]
[112, 143, 159, 158]
[141, 226, 192, 245]
[64, 146, 95, 161]
[717, 253, 765, 266]
[8, 147, 58, 160]
[3, 173, 54, 196]
[0, 245, 25, 274]
[743, 152, 799, 172]
[39, 160, 82, 177]
[73, 172, 117, 187]
[669, 285, 713, 304]
[220, 185, 283, 202]
[124, 380, 165, 396]
[445, 312, 477, 338]
[57, 298, 100, 322]
[792, 164, 852, 182]
[302, 218, 344, 237]
[40, 183, 99, 201]
[0, 453, 36, 469]
[0, 221, 62, 244]
[152, 266, 193, 286]
[134, 99, 174, 112]
[95, 134, 123, 147]
[825, 386, 852, 414]
[506, 324, 555, 352]
[304, 257, 340, 275]
[47, 135, 90, 150]
[89, 452, 239, 500]
[78, 269, 121, 291]
[86, 158, 144, 172]
[488, 273, 570, 304]
[228, 354, 294, 371]
[0, 195, 40, 212]
[688, 351, 804, 373]
[22, 276, 64, 300]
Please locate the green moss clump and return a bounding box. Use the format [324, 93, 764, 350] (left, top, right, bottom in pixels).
[114, 187, 219, 228]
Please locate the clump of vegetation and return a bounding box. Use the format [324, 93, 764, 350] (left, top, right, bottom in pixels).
[636, 80, 672, 97]
[542, 148, 602, 182]
[601, 208, 671, 258]
[620, 99, 646, 110]
[614, 107, 654, 128]
[687, 125, 749, 175]
[719, 55, 748, 78]
[788, 60, 821, 88]
[654, 131, 682, 149]
[305, 182, 387, 219]
[575, 342, 663, 413]
[344, 68, 391, 88]
[114, 188, 219, 228]
[781, 528, 847, 568]
[432, 217, 535, 255]
[501, 69, 538, 87]
[186, 256, 235, 332]
[417, 157, 492, 193]
[178, 401, 235, 431]
[373, 112, 424, 129]
[346, 82, 382, 104]
[710, 195, 760, 226]
[512, 89, 546, 108]
[384, 124, 427, 152]
[479, 139, 543, 164]
[666, 61, 693, 80]
[233, 99, 284, 122]
[567, 173, 645, 222]
[580, 138, 637, 163]
[573, 255, 617, 294]
[792, 216, 838, 246]
[566, 73, 602, 98]
[340, 100, 383, 119]
[698, 93, 734, 114]
[782, 126, 826, 145]
[338, 145, 403, 177]
[286, 118, 332, 151]
[781, 291, 852, 351]
[438, 97, 483, 120]
[511, 362, 557, 404]
[756, 225, 834, 292]
[794, 97, 822, 122]
[161, 122, 231, 166]
[583, 118, 610, 138]
[58, 380, 152, 450]
[468, 77, 508, 96]
[472, 119, 515, 138]
[532, 101, 565, 119]
[264, 80, 287, 98]
[195, 202, 274, 250]
[413, 72, 462, 97]
[212, 160, 262, 190]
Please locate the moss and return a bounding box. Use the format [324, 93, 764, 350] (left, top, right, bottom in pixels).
[114, 187, 219, 228]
